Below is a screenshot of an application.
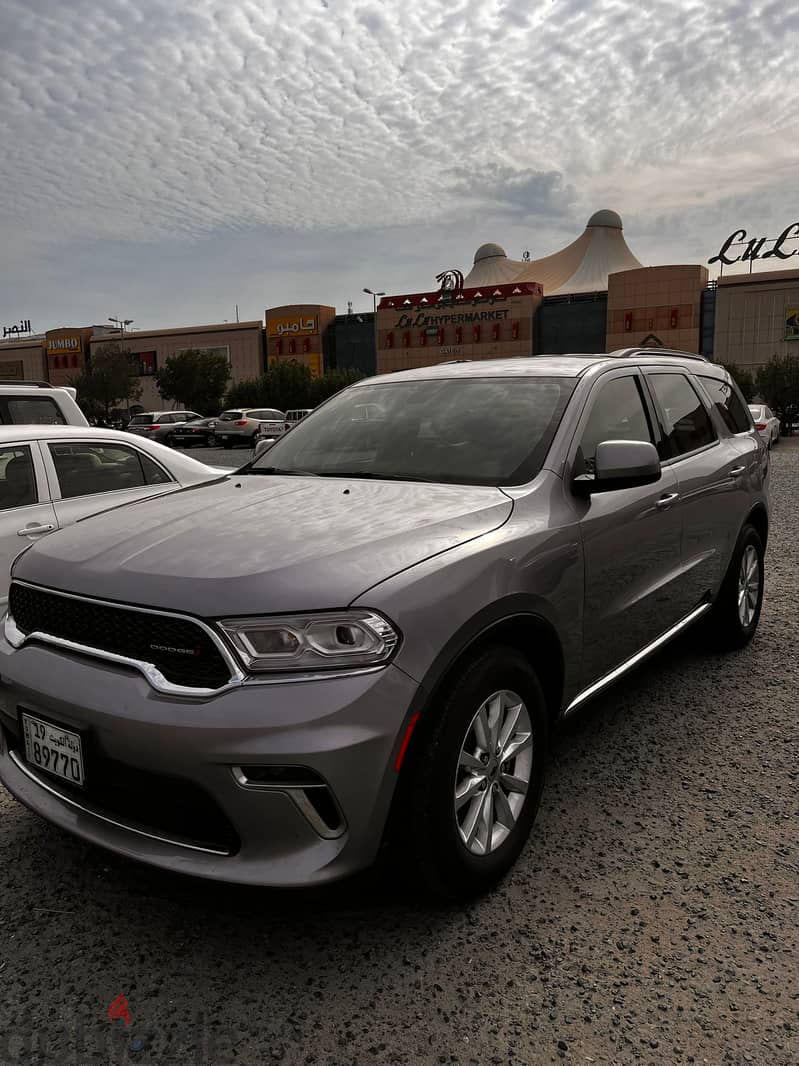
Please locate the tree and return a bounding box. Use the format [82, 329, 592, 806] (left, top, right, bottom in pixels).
[155, 349, 230, 414]
[756, 355, 799, 435]
[71, 344, 142, 421]
[310, 367, 366, 405]
[225, 362, 366, 413]
[718, 362, 756, 402]
[225, 361, 313, 411]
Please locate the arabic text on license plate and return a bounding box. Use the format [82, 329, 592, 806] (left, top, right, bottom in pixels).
[22, 713, 84, 786]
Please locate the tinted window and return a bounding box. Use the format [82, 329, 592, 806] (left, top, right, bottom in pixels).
[1, 397, 67, 426]
[699, 375, 752, 434]
[578, 376, 652, 474]
[248, 377, 575, 486]
[129, 414, 156, 426]
[219, 411, 243, 421]
[649, 373, 716, 458]
[50, 443, 171, 499]
[0, 446, 37, 510]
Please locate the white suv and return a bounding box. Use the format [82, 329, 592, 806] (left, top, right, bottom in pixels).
[0, 381, 88, 427]
[125, 411, 202, 442]
[214, 408, 286, 448]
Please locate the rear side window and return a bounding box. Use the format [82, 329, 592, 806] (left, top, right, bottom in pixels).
[648, 373, 717, 458]
[0, 446, 37, 509]
[49, 443, 172, 499]
[698, 375, 752, 434]
[0, 397, 67, 426]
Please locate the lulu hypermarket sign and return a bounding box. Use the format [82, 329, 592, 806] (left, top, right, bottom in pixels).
[709, 222, 799, 266]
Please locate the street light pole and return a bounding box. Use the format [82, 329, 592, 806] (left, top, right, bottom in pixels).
[362, 288, 385, 372]
[362, 287, 385, 314]
[108, 316, 134, 424]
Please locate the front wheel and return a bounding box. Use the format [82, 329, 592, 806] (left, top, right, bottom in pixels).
[206, 433, 217, 448]
[705, 524, 764, 651]
[396, 647, 548, 899]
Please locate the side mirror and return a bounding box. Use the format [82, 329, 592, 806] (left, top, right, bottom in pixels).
[575, 439, 661, 494]
[254, 437, 276, 459]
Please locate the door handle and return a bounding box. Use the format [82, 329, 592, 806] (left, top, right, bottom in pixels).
[655, 492, 680, 511]
[17, 523, 56, 537]
[729, 466, 746, 478]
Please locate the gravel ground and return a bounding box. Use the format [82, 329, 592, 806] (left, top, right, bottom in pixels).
[0, 444, 797, 1066]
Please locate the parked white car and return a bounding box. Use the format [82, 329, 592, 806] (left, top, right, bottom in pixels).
[0, 426, 225, 606]
[0, 380, 88, 427]
[214, 408, 286, 448]
[748, 404, 780, 447]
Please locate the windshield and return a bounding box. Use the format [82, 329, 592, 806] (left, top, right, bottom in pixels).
[128, 414, 155, 425]
[247, 377, 574, 486]
[219, 411, 243, 421]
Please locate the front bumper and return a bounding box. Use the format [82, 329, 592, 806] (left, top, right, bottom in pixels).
[0, 637, 420, 886]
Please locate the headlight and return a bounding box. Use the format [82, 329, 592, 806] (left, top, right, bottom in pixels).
[218, 610, 399, 673]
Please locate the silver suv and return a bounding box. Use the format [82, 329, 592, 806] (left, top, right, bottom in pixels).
[0, 352, 768, 898]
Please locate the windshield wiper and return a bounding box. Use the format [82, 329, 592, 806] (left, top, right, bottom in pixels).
[316, 471, 438, 483]
[240, 466, 319, 477]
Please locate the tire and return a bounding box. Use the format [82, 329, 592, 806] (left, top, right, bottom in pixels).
[395, 646, 548, 900]
[222, 441, 233, 450]
[207, 433, 217, 448]
[705, 523, 764, 651]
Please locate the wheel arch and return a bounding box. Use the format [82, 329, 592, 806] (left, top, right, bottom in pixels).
[746, 503, 768, 550]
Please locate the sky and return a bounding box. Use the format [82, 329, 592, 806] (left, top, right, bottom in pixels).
[1, 0, 798, 334]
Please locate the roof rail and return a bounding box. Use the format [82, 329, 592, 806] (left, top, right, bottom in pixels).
[0, 379, 55, 387]
[609, 348, 709, 362]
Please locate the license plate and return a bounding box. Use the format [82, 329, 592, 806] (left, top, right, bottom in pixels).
[22, 713, 85, 787]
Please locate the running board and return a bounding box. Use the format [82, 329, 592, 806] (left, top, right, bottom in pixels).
[563, 602, 712, 718]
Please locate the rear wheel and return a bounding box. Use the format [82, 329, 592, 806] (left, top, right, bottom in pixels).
[396, 647, 548, 899]
[207, 433, 217, 448]
[705, 523, 764, 650]
[223, 441, 233, 450]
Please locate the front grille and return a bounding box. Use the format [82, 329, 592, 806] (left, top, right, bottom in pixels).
[9, 583, 232, 691]
[3, 722, 239, 854]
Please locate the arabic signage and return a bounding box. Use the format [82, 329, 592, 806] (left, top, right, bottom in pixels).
[266, 315, 318, 338]
[2, 319, 32, 338]
[786, 307, 799, 342]
[709, 223, 799, 266]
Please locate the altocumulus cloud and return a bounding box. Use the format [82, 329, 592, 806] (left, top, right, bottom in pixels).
[0, 0, 797, 325]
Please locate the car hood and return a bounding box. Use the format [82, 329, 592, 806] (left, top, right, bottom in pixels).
[14, 475, 513, 616]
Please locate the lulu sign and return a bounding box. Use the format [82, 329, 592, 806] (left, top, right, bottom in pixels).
[709, 223, 799, 267]
[266, 315, 318, 337]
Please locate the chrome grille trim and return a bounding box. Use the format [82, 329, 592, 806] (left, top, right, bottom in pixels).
[5, 580, 245, 698]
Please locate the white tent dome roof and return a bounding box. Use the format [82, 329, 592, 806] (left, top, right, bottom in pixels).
[464, 210, 641, 293]
[587, 208, 623, 229]
[473, 243, 507, 262]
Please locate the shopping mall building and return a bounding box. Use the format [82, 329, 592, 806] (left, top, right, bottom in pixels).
[2, 212, 797, 405]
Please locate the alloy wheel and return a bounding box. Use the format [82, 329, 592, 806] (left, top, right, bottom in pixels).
[737, 543, 760, 628]
[454, 689, 533, 856]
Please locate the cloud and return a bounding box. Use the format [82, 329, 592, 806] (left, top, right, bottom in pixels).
[0, 0, 796, 327]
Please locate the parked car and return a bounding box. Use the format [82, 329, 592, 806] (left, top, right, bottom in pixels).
[125, 411, 203, 442]
[284, 408, 313, 431]
[0, 426, 224, 607]
[162, 417, 221, 449]
[0, 351, 768, 899]
[748, 404, 780, 447]
[0, 380, 88, 427]
[214, 408, 285, 448]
